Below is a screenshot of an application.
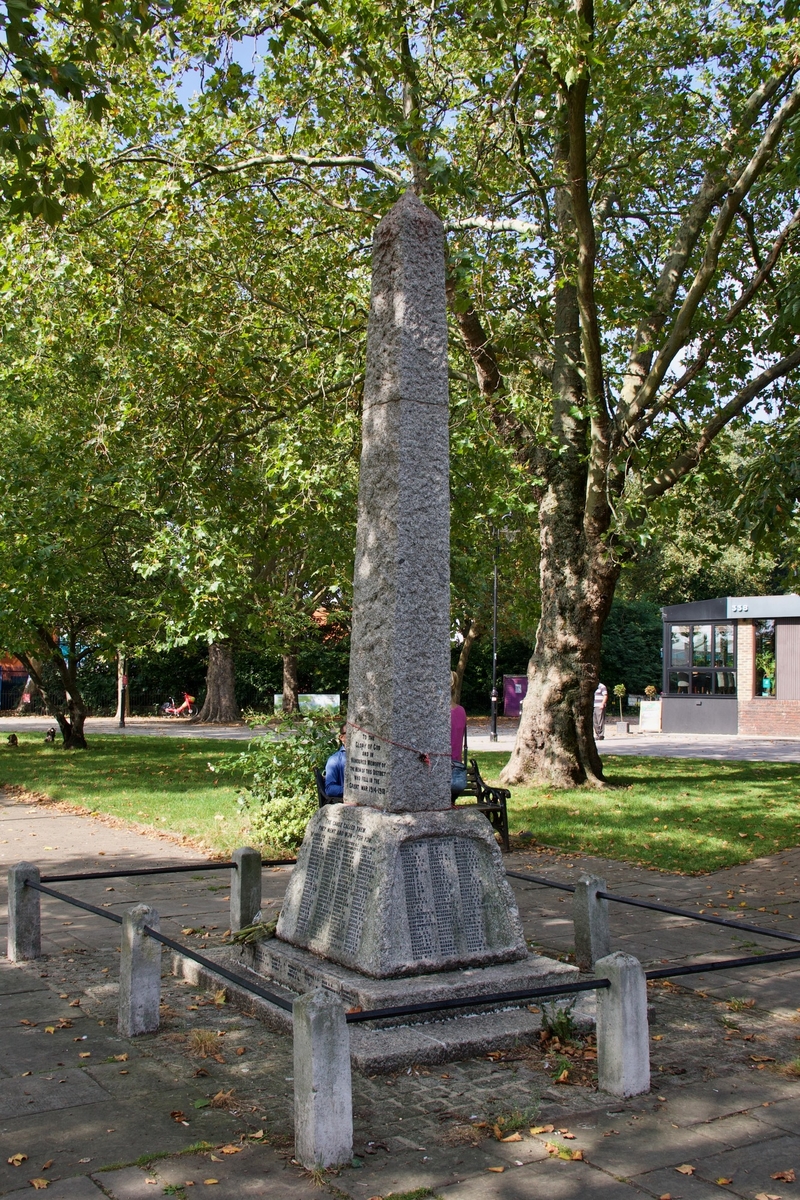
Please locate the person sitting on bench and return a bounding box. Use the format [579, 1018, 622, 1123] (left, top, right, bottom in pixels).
[324, 723, 347, 798]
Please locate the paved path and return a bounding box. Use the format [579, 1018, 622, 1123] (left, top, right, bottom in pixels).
[5, 789, 800, 1197]
[6, 715, 800, 762]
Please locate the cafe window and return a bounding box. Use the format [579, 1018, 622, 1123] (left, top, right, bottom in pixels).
[755, 619, 776, 697]
[667, 623, 736, 694]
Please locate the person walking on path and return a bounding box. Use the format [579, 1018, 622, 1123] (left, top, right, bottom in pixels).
[593, 680, 608, 741]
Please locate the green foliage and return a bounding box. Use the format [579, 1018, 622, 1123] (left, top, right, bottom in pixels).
[220, 713, 340, 850]
[476, 751, 800, 874]
[0, 735, 247, 851]
[541, 998, 578, 1043]
[600, 601, 663, 696]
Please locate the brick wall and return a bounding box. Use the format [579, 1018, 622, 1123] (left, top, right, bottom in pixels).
[737, 620, 754, 702]
[739, 699, 800, 736]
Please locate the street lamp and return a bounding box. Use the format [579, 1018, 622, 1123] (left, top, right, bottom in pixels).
[488, 518, 516, 743]
[490, 542, 499, 742]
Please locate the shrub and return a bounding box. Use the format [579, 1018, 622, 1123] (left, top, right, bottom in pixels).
[219, 712, 340, 850]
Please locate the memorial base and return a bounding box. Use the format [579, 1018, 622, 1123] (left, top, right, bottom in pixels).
[276, 804, 527, 978]
[172, 943, 586, 1073]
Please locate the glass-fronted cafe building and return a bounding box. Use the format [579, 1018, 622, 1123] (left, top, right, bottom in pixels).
[661, 595, 800, 735]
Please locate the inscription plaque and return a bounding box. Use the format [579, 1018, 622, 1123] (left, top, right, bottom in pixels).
[400, 837, 487, 962]
[346, 727, 390, 802]
[293, 820, 376, 956]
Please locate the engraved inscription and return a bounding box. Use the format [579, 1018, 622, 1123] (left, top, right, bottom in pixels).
[346, 728, 390, 800]
[401, 837, 487, 962]
[428, 841, 456, 956]
[401, 841, 434, 959]
[294, 819, 376, 956]
[455, 838, 486, 953]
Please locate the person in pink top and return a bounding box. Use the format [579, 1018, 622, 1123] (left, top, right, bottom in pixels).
[450, 672, 468, 799]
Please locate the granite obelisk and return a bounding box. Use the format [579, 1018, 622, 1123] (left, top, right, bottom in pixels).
[277, 192, 526, 978]
[344, 190, 451, 810]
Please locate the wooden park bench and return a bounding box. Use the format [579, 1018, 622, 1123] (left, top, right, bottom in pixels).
[454, 758, 511, 853]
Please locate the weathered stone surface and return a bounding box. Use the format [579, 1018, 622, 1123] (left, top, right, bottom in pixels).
[230, 847, 261, 932]
[0, 1067, 109, 1119]
[7, 862, 41, 961]
[253, 938, 576, 1017]
[345, 190, 451, 813]
[573, 873, 611, 971]
[293, 988, 353, 1169]
[276, 805, 526, 977]
[596, 951, 650, 1097]
[118, 904, 161, 1038]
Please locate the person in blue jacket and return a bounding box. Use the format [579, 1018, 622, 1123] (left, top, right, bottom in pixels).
[324, 724, 347, 797]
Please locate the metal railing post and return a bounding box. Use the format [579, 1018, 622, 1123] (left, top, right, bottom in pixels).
[118, 904, 161, 1037]
[7, 863, 41, 961]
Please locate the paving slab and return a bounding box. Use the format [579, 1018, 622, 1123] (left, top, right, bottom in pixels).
[2, 1180, 106, 1200]
[688, 1131, 800, 1196]
[437, 1157, 650, 1198]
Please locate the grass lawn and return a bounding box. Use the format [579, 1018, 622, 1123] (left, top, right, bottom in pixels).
[3, 735, 800, 874]
[474, 750, 800, 873]
[0, 733, 255, 855]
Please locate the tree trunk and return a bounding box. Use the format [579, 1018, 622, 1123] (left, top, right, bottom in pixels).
[115, 651, 130, 721]
[500, 541, 618, 788]
[452, 618, 482, 705]
[500, 92, 618, 788]
[18, 643, 89, 749]
[192, 642, 240, 723]
[282, 653, 300, 713]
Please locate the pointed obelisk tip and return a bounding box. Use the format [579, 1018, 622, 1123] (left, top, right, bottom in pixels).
[378, 188, 442, 234]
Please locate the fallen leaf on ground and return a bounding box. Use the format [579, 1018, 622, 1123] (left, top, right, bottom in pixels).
[751, 1056, 776, 1063]
[716, 1178, 733, 1185]
[659, 1194, 672, 1199]
[501, 1132, 522, 1142]
[487, 1167, 504, 1173]
[194, 1100, 211, 1110]
[145, 1180, 157, 1185]
[78, 1053, 91, 1059]
[21, 1072, 31, 1077]
[8, 1155, 28, 1167]
[563, 1132, 576, 1140]
[530, 1124, 554, 1135]
[218, 1146, 242, 1155]
[44, 1027, 55, 1035]
[19, 1020, 36, 1027]
[652, 1034, 664, 1041]
[209, 1156, 222, 1163]
[170, 1111, 187, 1123]
[554, 1068, 569, 1083]
[772, 1170, 796, 1182]
[68, 1000, 80, 1008]
[28, 1179, 49, 1189]
[755, 1194, 782, 1200]
[235, 1047, 246, 1056]
[571, 1150, 584, 1161]
[675, 1165, 695, 1175]
[203, 1181, 219, 1186]
[113, 1054, 128, 1062]
[41, 1162, 53, 1171]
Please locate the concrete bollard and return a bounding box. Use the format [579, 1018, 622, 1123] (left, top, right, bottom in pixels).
[293, 988, 353, 1169]
[118, 904, 161, 1037]
[573, 874, 611, 971]
[230, 847, 262, 932]
[7, 862, 42, 961]
[595, 951, 650, 1097]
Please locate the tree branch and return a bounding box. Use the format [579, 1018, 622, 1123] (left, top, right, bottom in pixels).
[617, 67, 797, 434]
[628, 77, 800, 426]
[642, 347, 800, 502]
[107, 150, 406, 186]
